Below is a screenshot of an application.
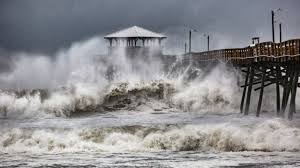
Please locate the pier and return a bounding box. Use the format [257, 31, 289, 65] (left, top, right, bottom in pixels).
[104, 26, 300, 119]
[185, 39, 300, 119]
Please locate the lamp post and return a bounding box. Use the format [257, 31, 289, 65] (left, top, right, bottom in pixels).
[271, 8, 283, 115]
[189, 30, 192, 53]
[204, 34, 210, 51]
[185, 27, 198, 53]
[279, 22, 282, 43]
[272, 8, 283, 43]
[207, 35, 210, 51]
[183, 26, 200, 53]
[272, 10, 275, 43]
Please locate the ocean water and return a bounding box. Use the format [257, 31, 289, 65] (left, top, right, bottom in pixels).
[1, 112, 300, 168]
[0, 37, 300, 167]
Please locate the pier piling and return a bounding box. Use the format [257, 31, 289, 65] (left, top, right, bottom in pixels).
[245, 66, 255, 115]
[240, 66, 250, 113]
[257, 66, 266, 117]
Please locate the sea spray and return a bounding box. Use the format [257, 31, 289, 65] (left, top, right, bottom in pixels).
[171, 64, 241, 113]
[0, 36, 298, 118]
[0, 36, 243, 117]
[0, 37, 107, 89]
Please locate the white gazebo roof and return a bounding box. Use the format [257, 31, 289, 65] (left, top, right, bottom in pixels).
[104, 26, 166, 39]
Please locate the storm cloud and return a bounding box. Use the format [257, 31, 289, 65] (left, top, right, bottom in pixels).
[0, 0, 299, 54]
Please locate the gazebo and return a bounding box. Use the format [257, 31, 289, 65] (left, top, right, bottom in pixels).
[104, 26, 167, 47]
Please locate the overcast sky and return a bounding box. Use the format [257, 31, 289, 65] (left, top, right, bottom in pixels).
[0, 0, 300, 54]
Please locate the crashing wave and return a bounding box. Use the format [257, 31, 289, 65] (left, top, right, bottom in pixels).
[0, 81, 175, 118]
[1, 119, 299, 153]
[0, 65, 246, 118]
[0, 36, 245, 118]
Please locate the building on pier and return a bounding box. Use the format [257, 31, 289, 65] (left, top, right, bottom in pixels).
[104, 26, 167, 58]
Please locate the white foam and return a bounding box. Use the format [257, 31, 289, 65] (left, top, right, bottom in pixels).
[171, 64, 241, 113]
[1, 118, 299, 153]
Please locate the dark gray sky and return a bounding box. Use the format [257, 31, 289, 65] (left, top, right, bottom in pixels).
[0, 0, 300, 54]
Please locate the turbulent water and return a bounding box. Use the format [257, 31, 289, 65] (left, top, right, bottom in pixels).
[0, 37, 300, 168]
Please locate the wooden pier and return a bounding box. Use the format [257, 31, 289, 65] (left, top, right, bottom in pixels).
[185, 39, 300, 119]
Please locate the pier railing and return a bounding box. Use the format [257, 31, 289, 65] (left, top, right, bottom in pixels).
[187, 39, 300, 65]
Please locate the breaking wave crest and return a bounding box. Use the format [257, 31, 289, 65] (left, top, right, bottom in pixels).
[0, 81, 175, 118]
[0, 37, 243, 118]
[0, 36, 247, 119]
[1, 119, 299, 153]
[0, 66, 242, 118]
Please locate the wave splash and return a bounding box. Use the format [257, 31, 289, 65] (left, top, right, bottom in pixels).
[1, 119, 299, 153]
[0, 66, 241, 118]
[1, 36, 299, 120]
[0, 36, 244, 118]
[0, 81, 176, 118]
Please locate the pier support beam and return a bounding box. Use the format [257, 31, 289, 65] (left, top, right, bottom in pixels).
[281, 67, 290, 117]
[256, 66, 266, 117]
[240, 66, 250, 113]
[288, 71, 298, 120]
[276, 65, 281, 115]
[245, 65, 255, 115]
